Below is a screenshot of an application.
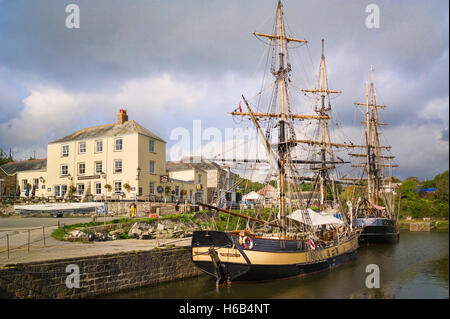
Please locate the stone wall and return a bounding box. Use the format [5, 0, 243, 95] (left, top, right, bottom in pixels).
[0, 246, 203, 299]
[410, 222, 432, 232]
[106, 201, 178, 217]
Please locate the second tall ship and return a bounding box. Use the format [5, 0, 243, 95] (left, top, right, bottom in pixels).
[343, 67, 400, 244]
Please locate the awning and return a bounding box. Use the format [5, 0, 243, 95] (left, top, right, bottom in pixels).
[242, 191, 263, 201]
[287, 208, 344, 226]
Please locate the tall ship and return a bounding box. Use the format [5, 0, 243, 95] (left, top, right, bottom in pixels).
[190, 1, 359, 286]
[342, 66, 400, 244]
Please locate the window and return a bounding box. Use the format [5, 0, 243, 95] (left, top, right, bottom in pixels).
[149, 139, 155, 152]
[61, 185, 67, 196]
[175, 186, 180, 196]
[62, 145, 69, 157]
[95, 161, 103, 174]
[95, 182, 102, 195]
[115, 138, 123, 151]
[149, 182, 155, 194]
[33, 178, 39, 190]
[78, 162, 85, 175]
[61, 165, 68, 176]
[95, 140, 103, 153]
[54, 185, 61, 197]
[114, 181, 122, 193]
[78, 142, 86, 154]
[114, 160, 122, 173]
[77, 184, 85, 196]
[55, 185, 67, 197]
[138, 187, 143, 196]
[22, 179, 28, 190]
[198, 174, 202, 184]
[149, 161, 155, 174]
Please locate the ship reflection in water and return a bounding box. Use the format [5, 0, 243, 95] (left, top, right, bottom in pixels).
[100, 231, 448, 299]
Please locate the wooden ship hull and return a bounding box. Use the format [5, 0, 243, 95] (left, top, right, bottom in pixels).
[191, 230, 359, 285]
[353, 218, 399, 244]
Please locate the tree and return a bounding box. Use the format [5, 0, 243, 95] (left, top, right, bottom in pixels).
[0, 148, 13, 166]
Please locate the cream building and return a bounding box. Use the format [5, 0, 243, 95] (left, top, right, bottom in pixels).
[2, 110, 207, 203]
[166, 162, 207, 203]
[0, 159, 47, 197]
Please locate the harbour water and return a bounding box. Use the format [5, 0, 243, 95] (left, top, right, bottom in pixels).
[100, 231, 448, 299]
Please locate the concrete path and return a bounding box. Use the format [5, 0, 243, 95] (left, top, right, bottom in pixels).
[0, 234, 192, 266]
[0, 216, 192, 266]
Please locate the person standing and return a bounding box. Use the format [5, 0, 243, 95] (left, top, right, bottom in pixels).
[130, 202, 136, 218]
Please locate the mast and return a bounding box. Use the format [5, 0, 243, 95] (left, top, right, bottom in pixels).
[350, 66, 399, 213]
[277, 0, 287, 236]
[301, 39, 342, 211]
[244, 0, 306, 236]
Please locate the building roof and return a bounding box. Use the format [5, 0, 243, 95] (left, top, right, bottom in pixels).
[166, 162, 207, 174]
[169, 178, 194, 184]
[48, 120, 166, 144]
[257, 184, 277, 196]
[0, 159, 47, 175]
[179, 156, 237, 173]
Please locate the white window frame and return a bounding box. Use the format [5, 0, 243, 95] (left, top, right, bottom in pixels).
[61, 185, 67, 196]
[77, 183, 85, 196]
[95, 161, 103, 174]
[61, 145, 69, 157]
[114, 181, 122, 194]
[149, 139, 155, 153]
[149, 160, 155, 174]
[54, 185, 61, 197]
[33, 178, 39, 190]
[60, 164, 68, 177]
[149, 182, 155, 195]
[78, 142, 86, 154]
[114, 138, 123, 152]
[78, 162, 86, 176]
[94, 182, 102, 195]
[95, 140, 103, 153]
[114, 159, 122, 173]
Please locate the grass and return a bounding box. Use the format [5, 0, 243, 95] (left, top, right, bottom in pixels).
[50, 213, 198, 241]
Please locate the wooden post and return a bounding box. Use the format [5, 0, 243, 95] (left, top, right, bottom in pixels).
[42, 226, 46, 247]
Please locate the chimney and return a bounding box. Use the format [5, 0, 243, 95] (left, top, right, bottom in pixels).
[118, 109, 128, 125]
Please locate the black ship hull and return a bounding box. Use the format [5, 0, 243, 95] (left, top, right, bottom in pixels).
[191, 230, 358, 285]
[354, 218, 400, 244]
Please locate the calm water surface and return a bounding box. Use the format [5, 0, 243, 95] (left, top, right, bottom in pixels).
[101, 231, 448, 299]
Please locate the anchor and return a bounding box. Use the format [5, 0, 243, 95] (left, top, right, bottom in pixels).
[208, 247, 228, 287]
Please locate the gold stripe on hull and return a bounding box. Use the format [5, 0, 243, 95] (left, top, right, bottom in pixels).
[192, 237, 358, 266]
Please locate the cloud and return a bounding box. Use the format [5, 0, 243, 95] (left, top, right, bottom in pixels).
[0, 73, 205, 150]
[0, 0, 448, 181]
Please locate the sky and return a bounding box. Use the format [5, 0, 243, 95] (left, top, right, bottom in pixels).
[0, 0, 448, 181]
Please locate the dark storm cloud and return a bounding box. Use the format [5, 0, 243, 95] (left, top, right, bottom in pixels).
[0, 0, 448, 180]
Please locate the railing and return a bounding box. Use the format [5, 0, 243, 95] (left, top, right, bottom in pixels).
[0, 226, 52, 259]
